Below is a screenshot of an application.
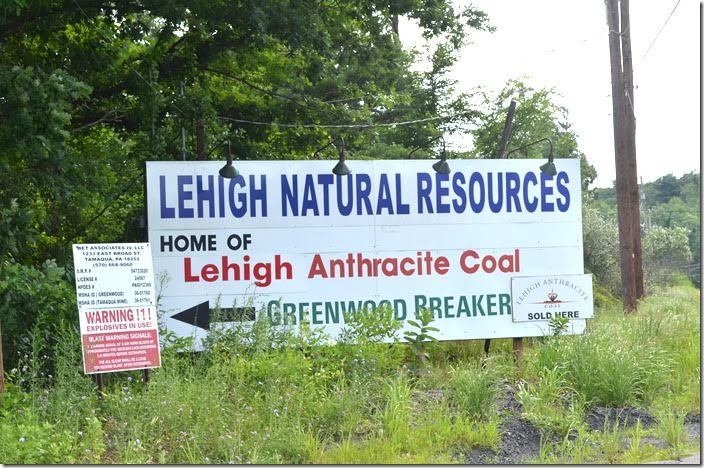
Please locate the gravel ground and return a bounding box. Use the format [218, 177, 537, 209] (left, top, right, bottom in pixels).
[464, 415, 552, 464]
[649, 453, 701, 464]
[460, 388, 701, 465]
[584, 406, 658, 431]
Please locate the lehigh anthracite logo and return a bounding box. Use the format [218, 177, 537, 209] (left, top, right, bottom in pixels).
[531, 290, 573, 305]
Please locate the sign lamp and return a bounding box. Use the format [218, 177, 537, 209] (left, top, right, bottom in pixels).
[506, 137, 556, 176]
[332, 137, 351, 175]
[219, 141, 239, 179]
[408, 135, 450, 174]
[432, 140, 451, 175]
[539, 155, 557, 176]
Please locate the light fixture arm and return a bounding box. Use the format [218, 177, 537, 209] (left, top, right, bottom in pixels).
[206, 134, 236, 159]
[313, 138, 338, 159]
[506, 137, 553, 163]
[408, 135, 443, 158]
[338, 136, 346, 162]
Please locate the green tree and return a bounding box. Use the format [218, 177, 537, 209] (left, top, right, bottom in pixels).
[650, 196, 700, 285]
[1, 0, 492, 265]
[592, 172, 700, 288]
[0, 0, 494, 369]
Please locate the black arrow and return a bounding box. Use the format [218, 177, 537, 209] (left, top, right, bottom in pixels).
[171, 301, 256, 331]
[171, 301, 211, 330]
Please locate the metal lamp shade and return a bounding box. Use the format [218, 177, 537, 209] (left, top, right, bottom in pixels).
[432, 159, 450, 175]
[332, 160, 351, 176]
[539, 160, 557, 176]
[219, 162, 239, 179]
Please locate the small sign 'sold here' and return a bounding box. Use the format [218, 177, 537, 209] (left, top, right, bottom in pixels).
[510, 274, 594, 322]
[72, 243, 161, 374]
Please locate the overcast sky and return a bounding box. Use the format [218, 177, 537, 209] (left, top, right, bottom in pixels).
[400, 0, 700, 188]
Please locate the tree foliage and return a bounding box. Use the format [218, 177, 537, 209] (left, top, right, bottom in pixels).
[642, 225, 693, 292]
[592, 171, 700, 286]
[469, 79, 597, 191]
[582, 204, 621, 297]
[0, 0, 493, 369]
[1, 0, 491, 260]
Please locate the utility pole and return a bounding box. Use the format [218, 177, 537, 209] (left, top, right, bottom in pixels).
[180, 82, 187, 161]
[619, 0, 644, 300]
[196, 122, 206, 160]
[606, 0, 642, 311]
[497, 100, 517, 159]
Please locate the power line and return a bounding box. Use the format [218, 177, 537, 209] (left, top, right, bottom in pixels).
[217, 114, 461, 129]
[637, 0, 681, 68]
[70, 0, 465, 136]
[203, 67, 331, 115]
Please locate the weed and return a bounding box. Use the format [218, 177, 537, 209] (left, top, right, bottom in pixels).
[403, 308, 439, 375]
[600, 419, 623, 463]
[382, 374, 412, 442]
[656, 411, 687, 457]
[518, 366, 584, 437]
[623, 419, 644, 463]
[548, 315, 569, 336]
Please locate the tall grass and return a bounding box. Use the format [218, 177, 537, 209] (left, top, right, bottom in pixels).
[527, 301, 677, 407]
[447, 364, 500, 420]
[0, 286, 699, 463]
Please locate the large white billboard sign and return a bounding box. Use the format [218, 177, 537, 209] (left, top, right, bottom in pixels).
[146, 159, 588, 346]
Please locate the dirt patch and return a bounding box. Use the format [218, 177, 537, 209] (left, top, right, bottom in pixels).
[585, 406, 658, 431]
[495, 383, 523, 415]
[460, 404, 697, 464]
[463, 446, 497, 464]
[464, 416, 555, 464]
[637, 435, 669, 450]
[685, 413, 700, 443]
[411, 389, 446, 406]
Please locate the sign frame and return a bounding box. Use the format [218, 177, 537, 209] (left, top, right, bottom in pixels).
[145, 159, 591, 346]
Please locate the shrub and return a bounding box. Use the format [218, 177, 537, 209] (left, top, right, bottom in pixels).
[338, 303, 402, 345]
[642, 225, 693, 293]
[0, 409, 104, 464]
[582, 205, 621, 296]
[0, 259, 76, 370]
